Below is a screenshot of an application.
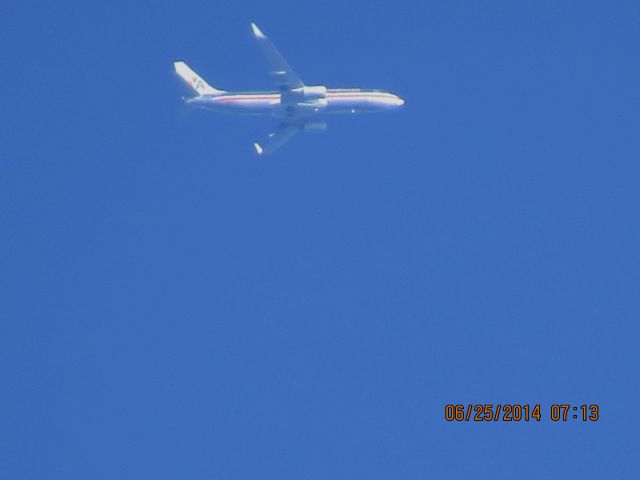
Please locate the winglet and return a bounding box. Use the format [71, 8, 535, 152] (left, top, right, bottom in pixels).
[251, 22, 266, 39]
[253, 142, 264, 155]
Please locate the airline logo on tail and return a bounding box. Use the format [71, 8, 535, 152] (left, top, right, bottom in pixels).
[191, 76, 205, 92]
[174, 61, 224, 96]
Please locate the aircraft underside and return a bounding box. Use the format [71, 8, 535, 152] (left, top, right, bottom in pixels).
[174, 23, 404, 154]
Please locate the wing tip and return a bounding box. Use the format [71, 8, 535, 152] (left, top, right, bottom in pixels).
[253, 142, 264, 155]
[250, 22, 266, 39]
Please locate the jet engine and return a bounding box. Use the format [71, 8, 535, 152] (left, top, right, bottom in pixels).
[292, 85, 327, 100]
[302, 121, 327, 133]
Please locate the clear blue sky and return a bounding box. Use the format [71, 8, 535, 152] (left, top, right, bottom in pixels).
[1, 1, 639, 478]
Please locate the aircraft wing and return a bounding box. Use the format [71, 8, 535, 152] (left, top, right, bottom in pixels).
[251, 23, 305, 90]
[253, 123, 301, 155]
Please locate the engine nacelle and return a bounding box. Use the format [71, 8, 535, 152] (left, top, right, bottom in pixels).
[292, 85, 327, 100]
[302, 121, 327, 133]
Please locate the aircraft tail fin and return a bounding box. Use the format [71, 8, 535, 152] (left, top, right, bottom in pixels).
[173, 61, 224, 96]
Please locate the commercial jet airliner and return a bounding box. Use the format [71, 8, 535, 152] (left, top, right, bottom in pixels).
[174, 23, 405, 155]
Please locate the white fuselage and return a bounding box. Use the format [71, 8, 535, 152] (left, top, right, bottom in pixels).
[188, 88, 405, 117]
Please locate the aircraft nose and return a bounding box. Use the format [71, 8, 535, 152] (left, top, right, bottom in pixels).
[386, 95, 405, 107]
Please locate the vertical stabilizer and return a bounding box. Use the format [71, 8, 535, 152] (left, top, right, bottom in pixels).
[173, 61, 224, 96]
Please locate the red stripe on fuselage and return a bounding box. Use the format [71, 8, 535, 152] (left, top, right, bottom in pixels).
[215, 93, 395, 103]
[216, 96, 278, 102]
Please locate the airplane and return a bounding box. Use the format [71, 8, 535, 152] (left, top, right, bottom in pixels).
[174, 23, 405, 155]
